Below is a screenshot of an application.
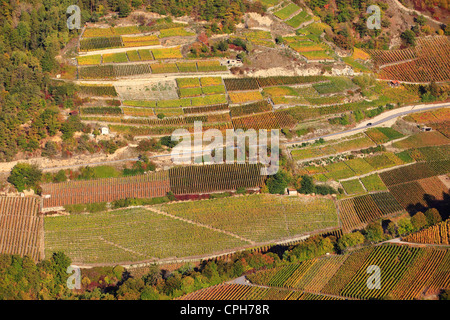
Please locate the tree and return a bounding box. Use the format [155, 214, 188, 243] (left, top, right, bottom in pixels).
[364, 222, 384, 243]
[337, 232, 365, 252]
[266, 171, 288, 195]
[297, 175, 315, 194]
[397, 217, 414, 236]
[425, 208, 442, 226]
[117, 0, 131, 17]
[411, 211, 427, 231]
[8, 163, 42, 192]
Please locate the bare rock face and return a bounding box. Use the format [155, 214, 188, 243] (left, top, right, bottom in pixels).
[245, 12, 273, 29]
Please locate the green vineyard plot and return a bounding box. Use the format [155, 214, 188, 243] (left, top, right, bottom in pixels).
[44, 208, 247, 264]
[157, 194, 339, 243]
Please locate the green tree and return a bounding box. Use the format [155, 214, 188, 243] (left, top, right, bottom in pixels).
[117, 0, 131, 17]
[337, 232, 365, 252]
[397, 217, 414, 236]
[8, 163, 42, 192]
[363, 221, 384, 243]
[411, 211, 427, 231]
[424, 208, 442, 226]
[297, 175, 315, 194]
[266, 171, 288, 195]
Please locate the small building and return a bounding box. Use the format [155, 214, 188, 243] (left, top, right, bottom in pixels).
[389, 80, 400, 87]
[101, 127, 110, 135]
[286, 188, 298, 196]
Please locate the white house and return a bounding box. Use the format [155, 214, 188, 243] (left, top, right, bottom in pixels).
[101, 127, 110, 135]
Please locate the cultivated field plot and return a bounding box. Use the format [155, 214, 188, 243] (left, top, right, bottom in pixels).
[403, 219, 450, 245]
[379, 161, 449, 187]
[273, 3, 301, 20]
[360, 174, 387, 192]
[365, 127, 403, 144]
[157, 194, 338, 242]
[374, 36, 450, 82]
[392, 131, 449, 149]
[405, 107, 450, 124]
[230, 100, 273, 117]
[44, 208, 247, 264]
[246, 244, 450, 300]
[178, 284, 340, 300]
[41, 172, 170, 208]
[168, 164, 265, 194]
[242, 30, 275, 48]
[232, 111, 296, 130]
[0, 197, 43, 262]
[338, 192, 404, 232]
[78, 84, 118, 97]
[82, 26, 142, 38]
[248, 255, 349, 291]
[341, 179, 366, 195]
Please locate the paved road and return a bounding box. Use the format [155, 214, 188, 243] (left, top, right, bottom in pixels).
[285, 102, 450, 146]
[33, 102, 450, 171]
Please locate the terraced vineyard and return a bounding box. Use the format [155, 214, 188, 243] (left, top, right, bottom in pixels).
[0, 197, 43, 262]
[157, 194, 338, 242]
[403, 220, 450, 245]
[248, 255, 348, 291]
[232, 111, 296, 130]
[44, 208, 247, 264]
[246, 244, 450, 300]
[41, 171, 171, 208]
[168, 164, 266, 194]
[338, 192, 404, 232]
[178, 283, 341, 300]
[375, 36, 450, 82]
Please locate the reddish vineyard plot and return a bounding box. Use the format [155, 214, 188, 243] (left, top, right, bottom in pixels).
[417, 176, 449, 201]
[232, 111, 296, 130]
[41, 172, 170, 208]
[403, 220, 450, 245]
[168, 164, 265, 194]
[0, 197, 43, 262]
[366, 48, 416, 66]
[377, 36, 450, 82]
[379, 162, 438, 187]
[229, 100, 273, 117]
[223, 78, 260, 91]
[338, 192, 403, 232]
[178, 283, 340, 300]
[390, 248, 448, 299]
[248, 255, 349, 293]
[388, 181, 428, 209]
